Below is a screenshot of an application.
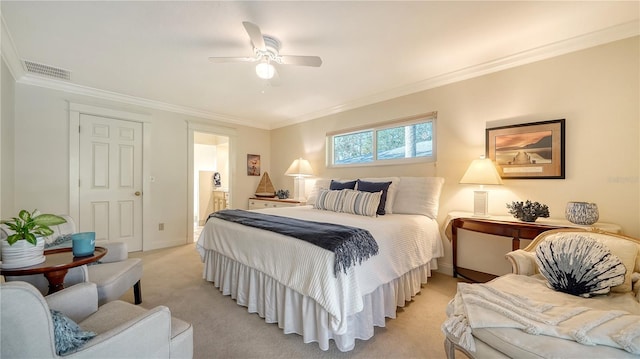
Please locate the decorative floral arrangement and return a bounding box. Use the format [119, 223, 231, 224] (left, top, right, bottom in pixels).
[506, 200, 550, 222]
[276, 189, 290, 199]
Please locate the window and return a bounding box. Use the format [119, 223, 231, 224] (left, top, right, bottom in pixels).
[327, 112, 437, 167]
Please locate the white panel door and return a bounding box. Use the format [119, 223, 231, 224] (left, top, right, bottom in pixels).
[79, 114, 143, 251]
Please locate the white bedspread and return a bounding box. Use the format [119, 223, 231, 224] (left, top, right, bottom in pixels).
[443, 274, 640, 355]
[196, 206, 443, 335]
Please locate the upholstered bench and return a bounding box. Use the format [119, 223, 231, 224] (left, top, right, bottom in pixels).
[443, 228, 640, 359]
[1, 215, 143, 306]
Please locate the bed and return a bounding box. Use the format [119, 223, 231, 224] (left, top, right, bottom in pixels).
[196, 176, 445, 351]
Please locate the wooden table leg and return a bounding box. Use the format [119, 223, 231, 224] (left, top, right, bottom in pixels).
[44, 269, 69, 294]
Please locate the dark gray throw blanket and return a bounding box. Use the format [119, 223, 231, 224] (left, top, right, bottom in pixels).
[208, 209, 379, 276]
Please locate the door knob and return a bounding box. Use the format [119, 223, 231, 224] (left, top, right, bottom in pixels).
[135, 191, 141, 196]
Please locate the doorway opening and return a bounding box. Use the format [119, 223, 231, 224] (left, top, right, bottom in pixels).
[192, 132, 230, 242]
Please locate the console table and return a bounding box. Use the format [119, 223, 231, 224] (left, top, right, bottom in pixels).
[445, 212, 622, 283]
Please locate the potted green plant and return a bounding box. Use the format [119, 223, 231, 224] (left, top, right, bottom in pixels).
[1, 209, 67, 245]
[1, 210, 66, 268]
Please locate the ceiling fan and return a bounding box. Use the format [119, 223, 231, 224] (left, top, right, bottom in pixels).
[209, 21, 322, 80]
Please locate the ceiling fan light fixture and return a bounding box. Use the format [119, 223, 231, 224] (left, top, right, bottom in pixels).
[255, 61, 275, 80]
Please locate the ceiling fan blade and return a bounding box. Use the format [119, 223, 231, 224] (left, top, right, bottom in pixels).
[279, 55, 322, 67]
[208, 57, 257, 63]
[242, 21, 266, 51]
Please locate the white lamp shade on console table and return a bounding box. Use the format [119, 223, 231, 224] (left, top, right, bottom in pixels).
[284, 158, 313, 202]
[459, 156, 503, 217]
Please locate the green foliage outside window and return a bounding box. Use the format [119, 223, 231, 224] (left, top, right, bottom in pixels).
[330, 116, 435, 166]
[333, 131, 373, 164]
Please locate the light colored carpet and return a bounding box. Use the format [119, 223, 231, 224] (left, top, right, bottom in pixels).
[122, 243, 461, 359]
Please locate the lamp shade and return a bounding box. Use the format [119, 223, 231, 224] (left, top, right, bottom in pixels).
[460, 156, 503, 185]
[285, 158, 313, 177]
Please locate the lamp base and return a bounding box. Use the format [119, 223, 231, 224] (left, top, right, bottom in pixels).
[473, 190, 489, 217]
[292, 177, 307, 202]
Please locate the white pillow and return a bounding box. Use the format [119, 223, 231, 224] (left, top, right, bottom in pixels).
[357, 177, 399, 214]
[306, 179, 331, 205]
[341, 189, 382, 217]
[392, 177, 445, 219]
[313, 189, 346, 212]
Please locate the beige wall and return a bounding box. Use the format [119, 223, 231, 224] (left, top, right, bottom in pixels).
[1, 60, 16, 219]
[6, 80, 270, 250]
[272, 37, 640, 272]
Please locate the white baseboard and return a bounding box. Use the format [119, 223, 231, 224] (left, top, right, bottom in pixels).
[435, 262, 454, 277]
[143, 238, 188, 251]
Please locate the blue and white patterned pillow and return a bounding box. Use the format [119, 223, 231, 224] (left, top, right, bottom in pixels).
[341, 189, 382, 217]
[313, 189, 346, 212]
[535, 234, 627, 298]
[356, 180, 392, 215]
[50, 309, 96, 355]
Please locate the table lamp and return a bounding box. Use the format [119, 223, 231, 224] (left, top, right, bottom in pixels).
[459, 155, 503, 217]
[285, 158, 313, 202]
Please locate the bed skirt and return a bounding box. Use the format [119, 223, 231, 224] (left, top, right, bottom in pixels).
[201, 249, 433, 352]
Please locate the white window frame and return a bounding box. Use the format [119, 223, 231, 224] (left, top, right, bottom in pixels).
[326, 112, 437, 168]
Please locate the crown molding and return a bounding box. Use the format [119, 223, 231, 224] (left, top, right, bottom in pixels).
[17, 75, 269, 129]
[1, 16, 26, 81]
[275, 20, 639, 129]
[1, 13, 267, 130]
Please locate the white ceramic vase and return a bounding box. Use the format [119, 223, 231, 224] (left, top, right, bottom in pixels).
[1, 237, 46, 269]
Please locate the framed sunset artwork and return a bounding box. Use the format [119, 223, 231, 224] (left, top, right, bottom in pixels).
[486, 119, 565, 179]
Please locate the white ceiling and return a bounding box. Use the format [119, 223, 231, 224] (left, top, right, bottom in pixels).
[2, 1, 638, 130]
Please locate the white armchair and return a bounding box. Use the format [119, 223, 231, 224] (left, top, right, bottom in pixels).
[443, 228, 640, 359]
[1, 281, 192, 358]
[1, 215, 143, 306]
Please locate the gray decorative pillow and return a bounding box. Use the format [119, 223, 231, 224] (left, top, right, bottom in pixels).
[50, 309, 96, 355]
[535, 234, 627, 298]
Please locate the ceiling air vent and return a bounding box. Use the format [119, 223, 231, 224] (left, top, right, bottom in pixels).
[23, 60, 71, 80]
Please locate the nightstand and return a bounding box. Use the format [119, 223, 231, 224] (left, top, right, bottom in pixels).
[444, 211, 622, 283]
[248, 197, 304, 210]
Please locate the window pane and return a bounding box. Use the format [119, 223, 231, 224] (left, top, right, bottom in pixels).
[333, 131, 373, 164]
[327, 113, 436, 167]
[376, 121, 433, 160]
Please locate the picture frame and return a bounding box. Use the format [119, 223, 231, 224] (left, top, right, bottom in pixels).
[247, 154, 261, 176]
[486, 119, 565, 179]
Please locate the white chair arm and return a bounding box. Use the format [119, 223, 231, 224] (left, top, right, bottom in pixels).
[506, 249, 537, 275]
[46, 282, 98, 322]
[96, 241, 129, 262]
[65, 265, 90, 285]
[77, 306, 172, 358]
